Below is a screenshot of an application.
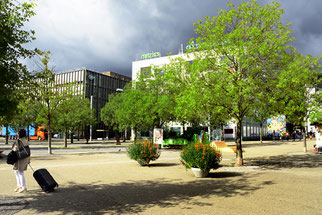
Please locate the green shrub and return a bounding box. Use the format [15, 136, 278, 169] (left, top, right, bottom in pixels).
[180, 140, 221, 171]
[127, 139, 161, 165]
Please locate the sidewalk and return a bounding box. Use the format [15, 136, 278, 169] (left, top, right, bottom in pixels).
[0, 139, 321, 215]
[0, 138, 131, 156]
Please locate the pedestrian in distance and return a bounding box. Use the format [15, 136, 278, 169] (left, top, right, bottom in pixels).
[309, 131, 313, 140]
[292, 131, 296, 141]
[286, 131, 290, 141]
[298, 131, 302, 141]
[12, 129, 30, 193]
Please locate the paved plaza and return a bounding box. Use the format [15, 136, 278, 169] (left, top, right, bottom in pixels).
[0, 139, 321, 215]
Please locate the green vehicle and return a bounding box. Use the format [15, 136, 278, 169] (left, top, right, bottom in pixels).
[163, 138, 189, 148]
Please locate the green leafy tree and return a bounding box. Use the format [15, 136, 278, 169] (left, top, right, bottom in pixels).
[278, 53, 321, 152]
[11, 99, 42, 140]
[56, 96, 96, 147]
[0, 0, 37, 118]
[120, 84, 155, 140]
[33, 52, 71, 154]
[136, 68, 177, 129]
[101, 92, 126, 144]
[101, 83, 153, 142]
[248, 87, 279, 144]
[164, 59, 231, 138]
[101, 78, 173, 142]
[168, 0, 294, 166]
[73, 97, 97, 142]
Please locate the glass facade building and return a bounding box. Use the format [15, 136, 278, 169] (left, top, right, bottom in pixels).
[56, 68, 131, 139]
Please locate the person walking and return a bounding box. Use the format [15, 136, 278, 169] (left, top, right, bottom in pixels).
[12, 129, 30, 193]
[292, 131, 296, 141]
[298, 131, 302, 141]
[286, 131, 290, 141]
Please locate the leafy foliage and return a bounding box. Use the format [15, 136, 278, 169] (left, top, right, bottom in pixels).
[166, 0, 295, 166]
[56, 96, 96, 147]
[101, 76, 176, 140]
[126, 139, 161, 165]
[32, 52, 77, 153]
[278, 54, 321, 126]
[277, 53, 321, 151]
[0, 0, 37, 117]
[180, 139, 221, 171]
[135, 67, 177, 128]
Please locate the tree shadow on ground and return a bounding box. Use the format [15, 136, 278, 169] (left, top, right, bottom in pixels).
[0, 196, 28, 215]
[148, 163, 180, 167]
[23, 173, 268, 215]
[245, 153, 322, 170]
[208, 171, 243, 178]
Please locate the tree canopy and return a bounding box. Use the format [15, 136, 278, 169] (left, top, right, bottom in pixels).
[165, 0, 297, 166]
[56, 96, 96, 147]
[0, 0, 37, 117]
[277, 53, 321, 152]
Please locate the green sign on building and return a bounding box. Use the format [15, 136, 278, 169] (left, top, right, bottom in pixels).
[141, 51, 161, 60]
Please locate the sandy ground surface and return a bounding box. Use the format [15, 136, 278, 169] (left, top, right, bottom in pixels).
[0, 139, 321, 215]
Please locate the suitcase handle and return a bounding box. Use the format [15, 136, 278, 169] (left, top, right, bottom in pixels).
[29, 164, 35, 173]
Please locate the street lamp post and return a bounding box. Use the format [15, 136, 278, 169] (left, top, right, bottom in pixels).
[90, 95, 93, 141]
[115, 88, 123, 144]
[88, 74, 95, 142]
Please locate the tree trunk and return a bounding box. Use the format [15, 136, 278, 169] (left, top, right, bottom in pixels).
[116, 131, 121, 145]
[27, 126, 30, 141]
[235, 119, 243, 166]
[48, 122, 52, 154]
[5, 125, 9, 145]
[134, 127, 137, 141]
[64, 131, 68, 148]
[123, 130, 126, 142]
[221, 124, 224, 141]
[48, 110, 52, 154]
[71, 132, 74, 144]
[260, 123, 263, 144]
[302, 125, 307, 153]
[86, 127, 89, 144]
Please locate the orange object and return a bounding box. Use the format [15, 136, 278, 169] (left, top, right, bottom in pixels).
[210, 141, 245, 153]
[29, 126, 48, 140]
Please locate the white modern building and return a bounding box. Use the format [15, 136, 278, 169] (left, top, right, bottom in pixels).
[132, 51, 193, 81]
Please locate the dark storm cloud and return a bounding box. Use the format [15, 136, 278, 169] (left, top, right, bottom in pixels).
[24, 0, 322, 78]
[273, 0, 322, 57]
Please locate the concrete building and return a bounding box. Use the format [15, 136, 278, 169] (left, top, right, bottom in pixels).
[56, 68, 131, 139]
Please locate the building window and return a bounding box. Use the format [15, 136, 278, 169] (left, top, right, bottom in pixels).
[224, 129, 233, 134]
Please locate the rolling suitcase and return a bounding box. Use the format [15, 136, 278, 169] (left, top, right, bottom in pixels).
[29, 164, 58, 192]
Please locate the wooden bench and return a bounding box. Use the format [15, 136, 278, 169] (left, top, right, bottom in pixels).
[210, 141, 245, 153]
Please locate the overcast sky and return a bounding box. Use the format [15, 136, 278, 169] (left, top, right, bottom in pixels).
[23, 0, 322, 78]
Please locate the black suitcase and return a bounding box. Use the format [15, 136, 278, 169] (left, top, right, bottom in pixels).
[29, 165, 58, 192]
